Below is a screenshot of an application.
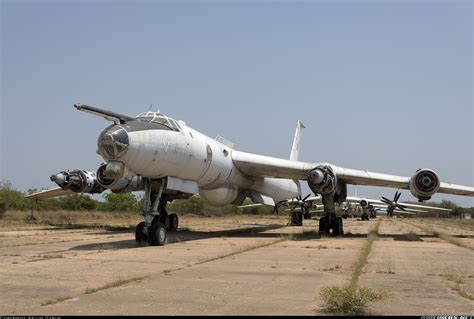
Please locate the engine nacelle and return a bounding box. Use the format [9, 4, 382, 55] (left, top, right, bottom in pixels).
[50, 170, 104, 193]
[199, 186, 239, 206]
[307, 165, 347, 203]
[409, 168, 440, 201]
[307, 165, 337, 195]
[96, 163, 143, 193]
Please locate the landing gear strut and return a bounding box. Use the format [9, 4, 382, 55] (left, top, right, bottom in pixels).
[318, 193, 344, 236]
[134, 178, 179, 246]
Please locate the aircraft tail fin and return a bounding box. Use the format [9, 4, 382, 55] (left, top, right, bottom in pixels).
[290, 120, 305, 161]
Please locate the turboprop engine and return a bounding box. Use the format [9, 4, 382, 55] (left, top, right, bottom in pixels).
[199, 186, 239, 206]
[409, 168, 440, 201]
[96, 161, 143, 193]
[50, 161, 143, 194]
[307, 165, 347, 203]
[50, 170, 104, 194]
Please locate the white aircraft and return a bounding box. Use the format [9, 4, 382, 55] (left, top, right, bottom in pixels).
[28, 103, 474, 245]
[343, 191, 452, 220]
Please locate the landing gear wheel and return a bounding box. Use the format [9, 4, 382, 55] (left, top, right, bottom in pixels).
[135, 222, 148, 244]
[319, 216, 327, 233]
[149, 222, 167, 246]
[288, 211, 303, 226]
[333, 217, 344, 236]
[169, 213, 179, 231]
[159, 214, 171, 231]
[296, 211, 303, 226]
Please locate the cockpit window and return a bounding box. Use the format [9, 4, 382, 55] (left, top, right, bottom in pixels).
[135, 111, 180, 132]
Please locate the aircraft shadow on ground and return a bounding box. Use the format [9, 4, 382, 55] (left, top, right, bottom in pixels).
[68, 224, 288, 251]
[68, 224, 474, 251]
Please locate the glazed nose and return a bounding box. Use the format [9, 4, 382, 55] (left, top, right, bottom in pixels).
[97, 125, 129, 160]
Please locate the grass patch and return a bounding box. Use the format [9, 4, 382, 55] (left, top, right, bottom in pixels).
[85, 276, 146, 294]
[350, 220, 381, 287]
[280, 233, 296, 241]
[320, 284, 389, 315]
[404, 232, 421, 241]
[321, 265, 342, 271]
[440, 266, 474, 301]
[405, 221, 473, 251]
[43, 254, 63, 259]
[319, 220, 386, 315]
[41, 295, 73, 306]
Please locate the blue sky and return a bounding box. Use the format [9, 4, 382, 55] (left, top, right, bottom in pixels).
[1, 0, 473, 206]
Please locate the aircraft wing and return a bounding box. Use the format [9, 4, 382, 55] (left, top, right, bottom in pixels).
[345, 196, 452, 212]
[232, 151, 474, 197]
[26, 188, 75, 200]
[376, 208, 417, 215]
[238, 203, 267, 209]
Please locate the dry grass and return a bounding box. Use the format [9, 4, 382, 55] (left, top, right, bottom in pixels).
[404, 232, 421, 241]
[350, 220, 381, 286]
[320, 285, 389, 316]
[405, 221, 473, 251]
[421, 218, 474, 232]
[441, 266, 474, 301]
[1, 210, 141, 228]
[41, 295, 73, 306]
[85, 277, 147, 294]
[320, 219, 389, 315]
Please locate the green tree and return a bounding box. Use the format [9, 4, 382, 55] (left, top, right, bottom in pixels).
[0, 180, 28, 210]
[101, 192, 141, 211]
[58, 195, 97, 211]
[168, 196, 204, 214]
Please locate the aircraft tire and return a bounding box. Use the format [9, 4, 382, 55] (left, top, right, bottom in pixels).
[319, 217, 327, 233]
[169, 213, 179, 231]
[337, 217, 344, 236]
[159, 214, 171, 231]
[135, 222, 148, 244]
[149, 222, 168, 246]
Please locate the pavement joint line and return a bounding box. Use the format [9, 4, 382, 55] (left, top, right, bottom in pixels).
[39, 229, 293, 307]
[162, 237, 288, 275]
[350, 219, 382, 287]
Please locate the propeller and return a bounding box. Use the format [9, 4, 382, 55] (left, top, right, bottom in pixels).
[272, 200, 289, 215]
[380, 191, 407, 217]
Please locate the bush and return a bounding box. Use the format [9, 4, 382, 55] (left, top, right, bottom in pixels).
[0, 181, 29, 210]
[100, 192, 142, 211]
[320, 285, 389, 315]
[168, 196, 204, 214]
[0, 202, 5, 219]
[58, 195, 97, 211]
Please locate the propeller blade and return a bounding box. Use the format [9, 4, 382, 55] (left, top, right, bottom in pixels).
[395, 191, 401, 202]
[303, 194, 311, 202]
[381, 196, 392, 203]
[272, 205, 280, 215]
[396, 204, 407, 211]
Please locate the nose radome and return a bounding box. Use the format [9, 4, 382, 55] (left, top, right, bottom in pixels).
[97, 125, 129, 160]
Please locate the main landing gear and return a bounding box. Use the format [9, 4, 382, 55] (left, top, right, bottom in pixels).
[318, 193, 344, 236]
[135, 178, 179, 246]
[288, 206, 310, 226]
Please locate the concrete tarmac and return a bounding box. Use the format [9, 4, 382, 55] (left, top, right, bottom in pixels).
[0, 216, 472, 315]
